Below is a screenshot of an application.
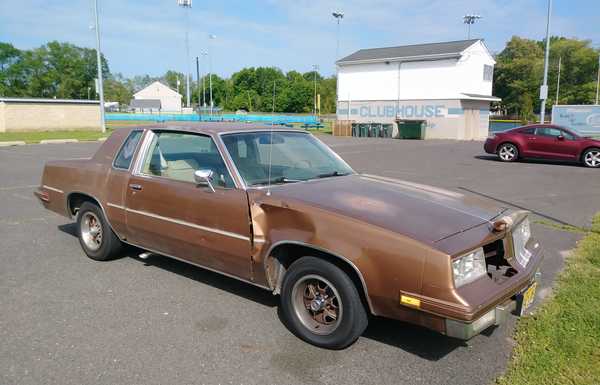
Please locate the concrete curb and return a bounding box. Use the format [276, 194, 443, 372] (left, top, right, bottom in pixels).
[39, 139, 80, 144]
[0, 141, 27, 147]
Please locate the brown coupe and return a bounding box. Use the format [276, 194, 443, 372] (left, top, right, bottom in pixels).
[35, 124, 543, 349]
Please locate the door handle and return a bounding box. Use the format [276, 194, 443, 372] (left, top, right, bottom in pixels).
[129, 184, 143, 191]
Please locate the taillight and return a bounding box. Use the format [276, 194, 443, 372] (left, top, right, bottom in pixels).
[35, 190, 50, 202]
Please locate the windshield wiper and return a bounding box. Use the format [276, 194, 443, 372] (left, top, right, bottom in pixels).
[316, 171, 350, 179]
[252, 176, 302, 186]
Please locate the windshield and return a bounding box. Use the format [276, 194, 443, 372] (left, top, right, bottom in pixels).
[221, 131, 354, 186]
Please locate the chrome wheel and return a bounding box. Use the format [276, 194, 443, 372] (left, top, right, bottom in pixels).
[583, 149, 600, 168]
[291, 274, 342, 336]
[498, 143, 518, 161]
[80, 211, 103, 251]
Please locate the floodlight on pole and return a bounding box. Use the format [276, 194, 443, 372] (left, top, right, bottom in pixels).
[93, 0, 106, 133]
[332, 11, 344, 62]
[463, 14, 482, 39]
[178, 0, 192, 108]
[539, 0, 552, 123]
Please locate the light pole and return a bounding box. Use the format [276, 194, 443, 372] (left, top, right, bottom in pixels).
[87, 86, 91, 100]
[201, 51, 208, 108]
[463, 14, 482, 39]
[555, 56, 561, 105]
[177, 0, 192, 108]
[196, 56, 201, 118]
[208, 34, 216, 117]
[539, 0, 552, 123]
[312, 64, 319, 117]
[596, 56, 600, 105]
[93, 0, 106, 133]
[332, 12, 344, 62]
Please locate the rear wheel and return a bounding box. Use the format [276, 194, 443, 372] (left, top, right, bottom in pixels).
[77, 202, 123, 261]
[280, 257, 368, 349]
[498, 143, 519, 162]
[582, 148, 600, 168]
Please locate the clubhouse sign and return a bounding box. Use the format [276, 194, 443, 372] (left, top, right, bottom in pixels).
[337, 104, 455, 119]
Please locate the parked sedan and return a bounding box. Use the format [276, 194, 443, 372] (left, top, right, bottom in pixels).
[484, 124, 600, 167]
[35, 124, 543, 349]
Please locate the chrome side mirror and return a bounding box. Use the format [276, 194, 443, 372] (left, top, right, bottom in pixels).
[194, 169, 215, 192]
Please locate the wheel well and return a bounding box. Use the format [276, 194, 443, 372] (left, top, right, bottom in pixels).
[497, 141, 519, 153]
[67, 192, 100, 217]
[267, 243, 372, 313]
[580, 146, 600, 161]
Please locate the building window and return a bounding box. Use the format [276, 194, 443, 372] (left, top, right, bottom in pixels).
[483, 65, 494, 81]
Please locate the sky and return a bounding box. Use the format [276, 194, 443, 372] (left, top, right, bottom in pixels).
[1, 0, 599, 78]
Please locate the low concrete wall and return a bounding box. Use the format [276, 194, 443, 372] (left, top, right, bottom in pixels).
[0, 98, 101, 132]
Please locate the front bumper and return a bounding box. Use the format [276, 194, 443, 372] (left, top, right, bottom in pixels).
[445, 270, 541, 340]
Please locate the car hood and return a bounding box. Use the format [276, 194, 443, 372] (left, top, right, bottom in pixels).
[267, 174, 507, 245]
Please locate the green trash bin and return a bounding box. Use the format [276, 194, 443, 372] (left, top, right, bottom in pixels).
[359, 124, 370, 137]
[382, 124, 393, 138]
[397, 120, 424, 139]
[351, 123, 359, 137]
[370, 123, 382, 138]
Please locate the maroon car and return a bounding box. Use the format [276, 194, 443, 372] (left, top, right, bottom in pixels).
[484, 124, 600, 168]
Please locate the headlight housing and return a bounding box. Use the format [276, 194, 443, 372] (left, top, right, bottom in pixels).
[512, 217, 532, 268]
[452, 247, 487, 288]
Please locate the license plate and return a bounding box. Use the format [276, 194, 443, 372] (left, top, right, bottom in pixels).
[519, 281, 537, 315]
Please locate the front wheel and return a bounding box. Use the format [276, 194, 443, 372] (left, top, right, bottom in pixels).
[498, 143, 519, 162]
[280, 257, 368, 349]
[582, 148, 600, 168]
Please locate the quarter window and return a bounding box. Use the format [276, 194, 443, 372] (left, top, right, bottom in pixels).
[140, 131, 235, 188]
[113, 130, 143, 170]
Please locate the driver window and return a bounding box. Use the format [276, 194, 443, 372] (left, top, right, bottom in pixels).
[536, 127, 562, 137]
[141, 131, 235, 188]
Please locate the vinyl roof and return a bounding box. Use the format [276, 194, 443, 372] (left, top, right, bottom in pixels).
[337, 39, 481, 64]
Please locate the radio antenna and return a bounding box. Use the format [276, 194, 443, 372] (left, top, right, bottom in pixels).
[266, 80, 276, 196]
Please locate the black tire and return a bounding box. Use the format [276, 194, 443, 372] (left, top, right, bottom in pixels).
[581, 148, 600, 168]
[280, 256, 368, 349]
[497, 142, 519, 162]
[76, 201, 123, 261]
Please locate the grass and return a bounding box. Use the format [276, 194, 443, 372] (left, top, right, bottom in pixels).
[0, 129, 113, 144]
[497, 213, 600, 385]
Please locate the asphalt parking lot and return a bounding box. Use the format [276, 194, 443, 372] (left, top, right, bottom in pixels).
[1, 135, 597, 385]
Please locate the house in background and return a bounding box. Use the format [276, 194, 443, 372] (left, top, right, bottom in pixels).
[132, 81, 182, 113]
[336, 39, 500, 140]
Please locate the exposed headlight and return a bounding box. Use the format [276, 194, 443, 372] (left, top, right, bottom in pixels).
[512, 217, 532, 268]
[452, 247, 487, 288]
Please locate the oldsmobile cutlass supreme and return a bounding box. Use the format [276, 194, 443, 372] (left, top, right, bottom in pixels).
[35, 123, 542, 349]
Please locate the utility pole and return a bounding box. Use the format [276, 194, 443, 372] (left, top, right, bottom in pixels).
[177, 0, 192, 108]
[93, 0, 106, 133]
[555, 56, 561, 105]
[463, 14, 482, 39]
[539, 0, 552, 123]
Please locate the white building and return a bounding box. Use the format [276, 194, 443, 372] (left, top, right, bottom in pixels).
[336, 39, 500, 140]
[132, 81, 182, 113]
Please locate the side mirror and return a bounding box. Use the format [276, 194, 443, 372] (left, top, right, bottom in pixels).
[194, 169, 215, 192]
[557, 135, 565, 141]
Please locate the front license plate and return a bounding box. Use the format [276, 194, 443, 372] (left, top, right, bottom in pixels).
[519, 281, 537, 315]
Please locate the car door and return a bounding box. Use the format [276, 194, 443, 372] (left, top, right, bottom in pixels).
[124, 130, 253, 281]
[530, 126, 569, 159]
[555, 129, 581, 159]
